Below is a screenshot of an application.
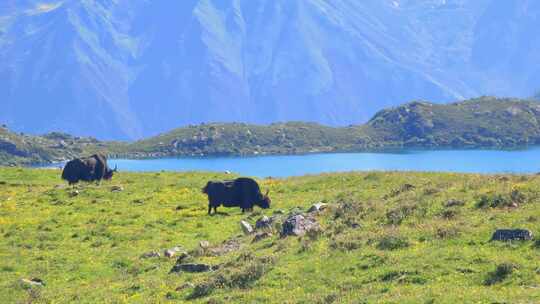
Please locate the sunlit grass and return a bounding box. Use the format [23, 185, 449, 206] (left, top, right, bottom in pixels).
[1, 168, 539, 303]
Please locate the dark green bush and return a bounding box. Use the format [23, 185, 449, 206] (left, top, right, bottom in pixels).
[376, 236, 409, 251]
[484, 263, 516, 285]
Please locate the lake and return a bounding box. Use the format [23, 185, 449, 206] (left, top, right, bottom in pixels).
[105, 148, 540, 177]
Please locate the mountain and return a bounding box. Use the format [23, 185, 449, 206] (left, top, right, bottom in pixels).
[1, 0, 540, 140]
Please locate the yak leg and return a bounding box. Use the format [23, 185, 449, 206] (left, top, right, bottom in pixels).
[208, 204, 212, 215]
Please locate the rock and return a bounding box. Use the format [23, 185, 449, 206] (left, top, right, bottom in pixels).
[175, 251, 192, 263]
[240, 220, 254, 235]
[176, 282, 195, 291]
[209, 239, 241, 256]
[164, 246, 185, 258]
[308, 203, 328, 213]
[252, 232, 273, 243]
[445, 199, 465, 208]
[21, 278, 44, 287]
[491, 229, 533, 241]
[170, 263, 218, 273]
[140, 251, 161, 259]
[273, 209, 285, 215]
[199, 241, 210, 249]
[69, 190, 79, 197]
[281, 214, 320, 237]
[111, 185, 124, 192]
[350, 223, 361, 229]
[255, 216, 272, 230]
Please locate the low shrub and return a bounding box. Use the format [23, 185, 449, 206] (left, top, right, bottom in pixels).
[376, 236, 409, 251]
[484, 263, 516, 285]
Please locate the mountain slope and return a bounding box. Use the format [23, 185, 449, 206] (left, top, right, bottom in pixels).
[1, 0, 540, 139]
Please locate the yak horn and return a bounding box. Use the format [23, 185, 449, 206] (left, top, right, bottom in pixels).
[265, 189, 270, 196]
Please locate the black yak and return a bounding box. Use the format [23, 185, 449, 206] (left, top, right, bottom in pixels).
[202, 177, 271, 214]
[61, 154, 116, 185]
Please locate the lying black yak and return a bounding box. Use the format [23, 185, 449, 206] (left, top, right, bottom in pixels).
[202, 177, 270, 214]
[61, 154, 116, 185]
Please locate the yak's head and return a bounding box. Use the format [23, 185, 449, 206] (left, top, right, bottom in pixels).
[104, 165, 118, 180]
[257, 190, 271, 209]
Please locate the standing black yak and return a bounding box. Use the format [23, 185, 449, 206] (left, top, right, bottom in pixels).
[61, 154, 116, 185]
[202, 177, 271, 214]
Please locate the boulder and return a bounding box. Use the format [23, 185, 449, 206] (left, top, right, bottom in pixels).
[199, 241, 210, 249]
[255, 216, 272, 230]
[491, 229, 533, 241]
[281, 214, 320, 237]
[209, 239, 241, 256]
[240, 220, 254, 235]
[164, 246, 185, 258]
[445, 199, 465, 208]
[308, 203, 328, 213]
[170, 263, 218, 274]
[140, 251, 161, 259]
[20, 278, 44, 287]
[111, 186, 124, 192]
[252, 232, 273, 243]
[176, 282, 195, 291]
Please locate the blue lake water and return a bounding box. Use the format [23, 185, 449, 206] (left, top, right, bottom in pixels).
[106, 148, 540, 177]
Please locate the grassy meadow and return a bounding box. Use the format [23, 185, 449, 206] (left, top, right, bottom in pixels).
[1, 167, 540, 303]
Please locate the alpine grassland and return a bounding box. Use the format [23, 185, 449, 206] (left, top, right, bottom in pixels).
[1, 167, 540, 303]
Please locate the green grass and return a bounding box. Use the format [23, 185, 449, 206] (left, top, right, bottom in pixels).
[1, 168, 540, 303]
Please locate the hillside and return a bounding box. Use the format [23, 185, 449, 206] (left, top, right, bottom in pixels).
[2, 0, 540, 139]
[1, 168, 539, 302]
[123, 97, 540, 158]
[0, 126, 115, 166]
[1, 97, 539, 165]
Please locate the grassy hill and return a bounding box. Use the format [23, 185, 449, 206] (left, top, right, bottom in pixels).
[2, 97, 540, 165]
[122, 97, 540, 158]
[1, 168, 540, 303]
[0, 126, 120, 166]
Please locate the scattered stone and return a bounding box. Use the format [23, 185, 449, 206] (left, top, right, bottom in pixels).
[111, 185, 124, 192]
[20, 278, 44, 287]
[255, 216, 272, 230]
[199, 241, 210, 249]
[164, 246, 185, 258]
[176, 282, 195, 291]
[69, 190, 79, 197]
[252, 232, 273, 243]
[240, 220, 254, 235]
[308, 203, 328, 213]
[273, 209, 285, 215]
[445, 199, 465, 208]
[491, 229, 533, 241]
[209, 238, 241, 256]
[281, 214, 320, 237]
[174, 251, 192, 264]
[170, 263, 218, 274]
[140, 251, 161, 259]
[350, 223, 361, 229]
